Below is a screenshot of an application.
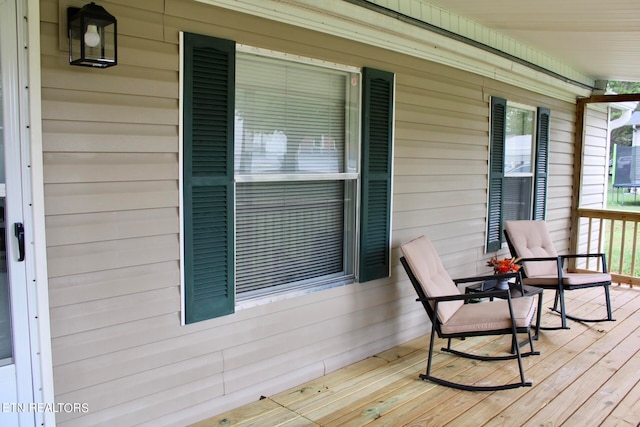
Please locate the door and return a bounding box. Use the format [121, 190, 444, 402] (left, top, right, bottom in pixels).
[0, 0, 35, 425]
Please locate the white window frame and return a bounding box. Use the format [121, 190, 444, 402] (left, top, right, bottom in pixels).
[233, 46, 363, 310]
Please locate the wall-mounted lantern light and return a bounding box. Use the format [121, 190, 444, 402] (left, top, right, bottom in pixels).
[67, 2, 117, 68]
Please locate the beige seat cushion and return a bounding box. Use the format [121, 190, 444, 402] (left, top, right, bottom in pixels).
[440, 296, 536, 335]
[400, 235, 463, 324]
[523, 272, 611, 287]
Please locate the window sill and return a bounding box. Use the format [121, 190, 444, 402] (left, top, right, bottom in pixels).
[235, 276, 355, 312]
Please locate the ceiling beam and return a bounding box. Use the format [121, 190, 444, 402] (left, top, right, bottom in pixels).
[580, 93, 640, 104]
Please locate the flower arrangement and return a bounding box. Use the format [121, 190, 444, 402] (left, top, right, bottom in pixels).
[486, 256, 521, 275]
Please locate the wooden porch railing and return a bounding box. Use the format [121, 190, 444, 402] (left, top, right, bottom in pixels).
[576, 208, 640, 287]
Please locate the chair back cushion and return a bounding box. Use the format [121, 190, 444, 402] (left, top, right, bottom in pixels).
[400, 235, 463, 324]
[504, 220, 558, 277]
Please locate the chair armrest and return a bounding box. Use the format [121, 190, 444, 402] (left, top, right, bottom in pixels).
[417, 289, 510, 303]
[517, 256, 559, 263]
[559, 253, 605, 259]
[559, 253, 608, 272]
[521, 254, 608, 274]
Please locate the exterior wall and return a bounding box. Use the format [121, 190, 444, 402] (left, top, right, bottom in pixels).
[581, 105, 610, 208]
[577, 105, 609, 257]
[40, 0, 578, 425]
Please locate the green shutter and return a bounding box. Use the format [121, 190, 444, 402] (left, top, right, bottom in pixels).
[359, 68, 394, 282]
[487, 96, 507, 252]
[533, 107, 550, 220]
[183, 33, 235, 323]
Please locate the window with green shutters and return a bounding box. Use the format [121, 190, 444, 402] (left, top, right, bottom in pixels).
[486, 96, 550, 252]
[182, 33, 394, 323]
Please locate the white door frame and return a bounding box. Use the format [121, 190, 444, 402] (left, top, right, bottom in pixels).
[1, 0, 54, 425]
[0, 0, 33, 424]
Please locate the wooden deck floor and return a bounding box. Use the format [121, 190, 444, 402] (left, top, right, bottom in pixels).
[192, 285, 640, 427]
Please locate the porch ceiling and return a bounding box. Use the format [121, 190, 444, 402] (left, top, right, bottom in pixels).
[425, 0, 640, 83]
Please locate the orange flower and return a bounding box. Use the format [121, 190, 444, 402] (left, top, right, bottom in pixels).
[486, 256, 521, 274]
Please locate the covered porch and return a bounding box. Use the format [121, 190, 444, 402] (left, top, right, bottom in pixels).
[11, 0, 640, 425]
[195, 284, 640, 426]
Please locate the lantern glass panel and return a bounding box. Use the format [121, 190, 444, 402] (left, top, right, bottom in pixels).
[68, 15, 83, 64]
[68, 4, 117, 68]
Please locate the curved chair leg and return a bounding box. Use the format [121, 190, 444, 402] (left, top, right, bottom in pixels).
[419, 373, 532, 392]
[421, 338, 534, 392]
[604, 283, 615, 321]
[549, 284, 615, 325]
[536, 288, 571, 330]
[442, 345, 539, 361]
[425, 323, 438, 381]
[421, 328, 537, 391]
[556, 311, 616, 323]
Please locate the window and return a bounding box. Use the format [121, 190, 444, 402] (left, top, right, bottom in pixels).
[234, 49, 359, 301]
[486, 97, 550, 252]
[181, 33, 394, 323]
[503, 103, 535, 222]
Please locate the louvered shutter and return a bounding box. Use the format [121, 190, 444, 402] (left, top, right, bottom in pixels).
[359, 68, 394, 282]
[183, 33, 235, 323]
[533, 107, 550, 220]
[487, 97, 507, 252]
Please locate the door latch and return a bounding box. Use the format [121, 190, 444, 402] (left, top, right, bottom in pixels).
[14, 222, 24, 262]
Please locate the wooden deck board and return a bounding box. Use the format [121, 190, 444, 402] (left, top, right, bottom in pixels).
[600, 375, 640, 426]
[189, 398, 288, 427]
[564, 343, 640, 426]
[192, 286, 640, 427]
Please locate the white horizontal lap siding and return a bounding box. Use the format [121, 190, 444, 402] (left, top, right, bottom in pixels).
[54, 353, 224, 424]
[42, 120, 178, 153]
[48, 260, 179, 307]
[582, 106, 609, 209]
[38, 0, 581, 425]
[41, 0, 185, 424]
[545, 103, 578, 251]
[222, 298, 423, 394]
[45, 208, 179, 248]
[393, 68, 488, 268]
[577, 106, 609, 259]
[44, 152, 178, 184]
[50, 314, 187, 366]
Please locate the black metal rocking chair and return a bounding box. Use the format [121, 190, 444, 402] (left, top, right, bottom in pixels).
[504, 220, 615, 330]
[400, 235, 539, 391]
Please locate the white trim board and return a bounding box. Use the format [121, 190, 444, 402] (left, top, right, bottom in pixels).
[24, 0, 56, 425]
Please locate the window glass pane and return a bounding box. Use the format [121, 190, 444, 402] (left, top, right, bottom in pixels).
[236, 180, 354, 299]
[505, 105, 535, 175]
[503, 176, 533, 220]
[235, 53, 358, 175]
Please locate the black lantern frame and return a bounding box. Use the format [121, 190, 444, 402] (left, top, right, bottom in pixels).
[67, 2, 117, 68]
